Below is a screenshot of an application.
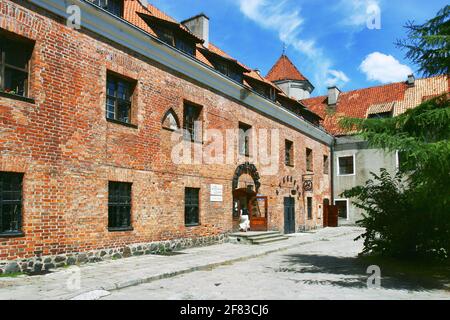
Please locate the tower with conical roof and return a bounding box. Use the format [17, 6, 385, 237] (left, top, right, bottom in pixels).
[266, 54, 314, 100]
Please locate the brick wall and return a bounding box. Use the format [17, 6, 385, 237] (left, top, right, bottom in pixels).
[0, 0, 331, 261]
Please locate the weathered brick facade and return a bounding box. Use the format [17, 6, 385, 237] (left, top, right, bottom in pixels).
[0, 0, 331, 265]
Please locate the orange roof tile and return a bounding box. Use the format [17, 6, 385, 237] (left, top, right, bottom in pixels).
[301, 75, 449, 135]
[266, 54, 309, 82]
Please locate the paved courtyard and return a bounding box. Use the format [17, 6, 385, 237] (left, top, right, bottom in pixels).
[103, 229, 450, 300]
[1, 227, 448, 300]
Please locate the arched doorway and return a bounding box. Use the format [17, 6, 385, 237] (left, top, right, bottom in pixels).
[232, 163, 268, 231]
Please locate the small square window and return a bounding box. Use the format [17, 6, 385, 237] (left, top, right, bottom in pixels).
[185, 188, 200, 226]
[108, 181, 132, 231]
[338, 156, 355, 175]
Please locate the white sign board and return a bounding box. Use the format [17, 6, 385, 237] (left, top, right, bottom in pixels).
[210, 184, 223, 202]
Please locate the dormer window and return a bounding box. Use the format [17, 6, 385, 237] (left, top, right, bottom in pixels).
[215, 61, 243, 83]
[93, 0, 123, 18]
[138, 13, 200, 57]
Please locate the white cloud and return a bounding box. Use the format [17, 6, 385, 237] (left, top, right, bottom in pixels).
[325, 69, 350, 87]
[338, 0, 381, 28]
[235, 0, 350, 92]
[359, 52, 412, 83]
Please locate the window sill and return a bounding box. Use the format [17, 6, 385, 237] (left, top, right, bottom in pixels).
[285, 163, 294, 168]
[108, 227, 134, 232]
[185, 223, 200, 228]
[0, 91, 35, 104]
[182, 138, 204, 145]
[0, 231, 25, 238]
[106, 118, 138, 129]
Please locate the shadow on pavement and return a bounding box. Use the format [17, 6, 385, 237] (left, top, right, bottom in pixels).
[278, 253, 449, 291]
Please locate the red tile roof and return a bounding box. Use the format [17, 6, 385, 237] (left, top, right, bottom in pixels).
[266, 54, 309, 82]
[301, 75, 449, 135]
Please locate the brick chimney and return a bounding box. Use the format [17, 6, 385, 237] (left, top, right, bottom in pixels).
[182, 13, 210, 48]
[327, 86, 341, 106]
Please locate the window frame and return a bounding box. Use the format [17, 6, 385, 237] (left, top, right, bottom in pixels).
[306, 196, 313, 220]
[238, 122, 252, 157]
[105, 72, 136, 126]
[185, 187, 200, 227]
[108, 181, 133, 232]
[323, 155, 329, 175]
[183, 101, 203, 143]
[306, 148, 313, 172]
[334, 199, 349, 220]
[337, 154, 356, 176]
[0, 172, 24, 237]
[0, 32, 34, 99]
[285, 139, 294, 167]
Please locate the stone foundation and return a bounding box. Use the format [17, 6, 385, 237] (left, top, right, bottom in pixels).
[0, 234, 227, 275]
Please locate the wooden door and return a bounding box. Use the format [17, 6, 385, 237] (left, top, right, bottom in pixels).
[249, 196, 268, 231]
[284, 197, 296, 234]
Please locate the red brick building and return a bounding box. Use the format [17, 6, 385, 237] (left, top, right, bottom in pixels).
[0, 0, 333, 272]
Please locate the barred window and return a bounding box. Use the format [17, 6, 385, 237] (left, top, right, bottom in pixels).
[106, 73, 135, 124]
[108, 182, 132, 231]
[0, 31, 34, 97]
[0, 172, 23, 235]
[185, 188, 200, 226]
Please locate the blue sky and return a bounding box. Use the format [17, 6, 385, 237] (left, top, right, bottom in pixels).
[147, 0, 446, 96]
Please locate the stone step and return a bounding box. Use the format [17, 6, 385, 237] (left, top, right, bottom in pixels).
[251, 236, 290, 245]
[246, 233, 284, 240]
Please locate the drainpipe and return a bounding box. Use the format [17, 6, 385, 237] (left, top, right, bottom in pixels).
[330, 139, 336, 206]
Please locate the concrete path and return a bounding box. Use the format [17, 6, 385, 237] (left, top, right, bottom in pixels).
[0, 227, 359, 300]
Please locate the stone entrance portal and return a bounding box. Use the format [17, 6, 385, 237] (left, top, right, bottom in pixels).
[232, 163, 268, 232]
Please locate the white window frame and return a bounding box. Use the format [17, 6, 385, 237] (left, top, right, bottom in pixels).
[334, 198, 350, 221]
[337, 154, 356, 176]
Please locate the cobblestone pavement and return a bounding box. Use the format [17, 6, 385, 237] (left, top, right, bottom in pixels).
[1, 227, 448, 300]
[103, 229, 450, 300]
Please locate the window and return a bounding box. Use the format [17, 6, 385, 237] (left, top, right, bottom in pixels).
[239, 122, 252, 156]
[183, 102, 202, 142]
[185, 188, 200, 226]
[0, 172, 23, 235]
[106, 73, 135, 124]
[175, 38, 195, 56]
[307, 197, 313, 220]
[0, 32, 34, 97]
[335, 200, 348, 219]
[323, 155, 329, 174]
[215, 61, 243, 83]
[338, 155, 355, 176]
[368, 112, 392, 119]
[108, 182, 132, 231]
[285, 140, 294, 166]
[306, 148, 313, 172]
[94, 0, 123, 17]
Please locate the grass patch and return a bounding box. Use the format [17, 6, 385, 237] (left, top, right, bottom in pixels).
[0, 272, 25, 278]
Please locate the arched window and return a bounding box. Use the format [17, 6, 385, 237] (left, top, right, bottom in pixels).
[162, 108, 180, 131]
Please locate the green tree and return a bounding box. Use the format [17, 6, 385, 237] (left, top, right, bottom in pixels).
[340, 5, 450, 260]
[396, 5, 450, 76]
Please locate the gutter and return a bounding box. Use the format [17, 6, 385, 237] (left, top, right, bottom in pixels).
[27, 0, 334, 145]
